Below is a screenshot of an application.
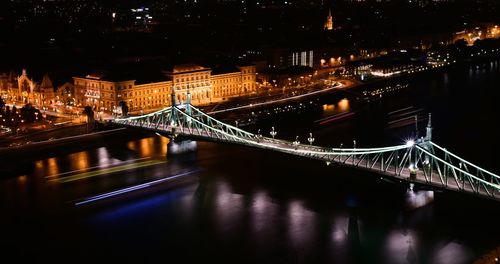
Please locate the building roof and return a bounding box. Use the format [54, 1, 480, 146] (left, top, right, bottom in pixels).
[78, 66, 171, 85]
[166, 64, 210, 74]
[39, 74, 54, 89]
[211, 65, 240, 75]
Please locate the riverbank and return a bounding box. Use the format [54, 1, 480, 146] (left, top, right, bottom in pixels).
[204, 50, 500, 118]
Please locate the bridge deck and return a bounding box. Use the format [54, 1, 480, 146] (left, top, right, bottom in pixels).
[124, 122, 499, 201]
[334, 156, 499, 201]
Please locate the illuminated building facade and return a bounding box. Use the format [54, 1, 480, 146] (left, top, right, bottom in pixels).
[324, 8, 333, 31]
[453, 25, 500, 46]
[0, 69, 56, 107]
[290, 50, 314, 68]
[73, 64, 257, 113]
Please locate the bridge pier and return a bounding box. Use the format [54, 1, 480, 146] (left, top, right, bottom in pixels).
[167, 138, 197, 157]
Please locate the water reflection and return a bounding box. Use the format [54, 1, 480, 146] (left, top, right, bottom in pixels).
[321, 98, 351, 120]
[405, 189, 434, 209]
[69, 151, 89, 171]
[251, 191, 272, 232]
[322, 104, 335, 114]
[338, 98, 350, 112]
[127, 141, 136, 151]
[386, 229, 418, 264]
[287, 200, 315, 248]
[139, 138, 153, 157]
[47, 157, 59, 176]
[214, 181, 244, 236]
[160, 136, 169, 155]
[97, 147, 111, 167]
[17, 175, 27, 185]
[432, 242, 472, 264]
[332, 215, 348, 244]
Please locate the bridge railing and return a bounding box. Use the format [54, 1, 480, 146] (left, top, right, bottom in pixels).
[430, 141, 500, 185]
[110, 104, 500, 200]
[188, 105, 256, 139]
[413, 143, 500, 197]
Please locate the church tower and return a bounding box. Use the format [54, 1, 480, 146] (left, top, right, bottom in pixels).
[324, 8, 333, 31]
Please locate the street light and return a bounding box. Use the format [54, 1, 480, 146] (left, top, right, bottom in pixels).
[307, 133, 315, 145]
[293, 136, 300, 149]
[270, 126, 277, 139]
[256, 129, 263, 142]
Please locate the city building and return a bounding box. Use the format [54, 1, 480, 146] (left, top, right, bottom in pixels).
[0, 69, 56, 107]
[73, 64, 257, 113]
[324, 8, 333, 31]
[453, 25, 500, 46]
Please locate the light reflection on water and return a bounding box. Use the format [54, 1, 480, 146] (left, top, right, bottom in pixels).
[287, 200, 315, 248]
[332, 215, 348, 244]
[338, 98, 350, 112]
[322, 98, 350, 117]
[69, 151, 89, 172]
[432, 242, 473, 264]
[405, 190, 434, 209]
[386, 229, 418, 264]
[47, 157, 59, 176]
[251, 191, 274, 233]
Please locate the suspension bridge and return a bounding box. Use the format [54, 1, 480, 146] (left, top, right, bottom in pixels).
[111, 90, 500, 201]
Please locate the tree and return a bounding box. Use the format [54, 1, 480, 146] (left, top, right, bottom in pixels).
[21, 103, 36, 122]
[5, 105, 11, 118]
[0, 97, 5, 109]
[83, 106, 94, 120]
[82, 106, 95, 132]
[453, 39, 468, 50]
[119, 101, 129, 116]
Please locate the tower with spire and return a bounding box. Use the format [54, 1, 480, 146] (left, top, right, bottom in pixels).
[324, 8, 333, 31]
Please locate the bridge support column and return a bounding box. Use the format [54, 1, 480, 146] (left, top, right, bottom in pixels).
[167, 138, 197, 156]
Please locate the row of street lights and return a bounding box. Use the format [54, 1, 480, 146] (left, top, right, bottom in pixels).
[255, 126, 360, 149]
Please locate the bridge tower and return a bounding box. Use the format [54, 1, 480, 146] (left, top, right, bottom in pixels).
[166, 84, 197, 157]
[171, 85, 177, 107]
[425, 113, 432, 142]
[170, 85, 178, 126]
[423, 113, 433, 170]
[186, 84, 192, 117]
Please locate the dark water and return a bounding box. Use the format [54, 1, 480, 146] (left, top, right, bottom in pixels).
[1, 60, 499, 264]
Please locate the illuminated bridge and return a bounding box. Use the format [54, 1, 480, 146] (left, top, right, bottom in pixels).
[111, 92, 500, 201]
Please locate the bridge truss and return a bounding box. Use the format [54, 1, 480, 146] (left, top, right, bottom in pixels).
[112, 98, 500, 201]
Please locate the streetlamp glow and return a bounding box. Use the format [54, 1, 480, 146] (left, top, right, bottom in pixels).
[293, 136, 300, 149]
[406, 140, 415, 147]
[307, 133, 315, 145]
[270, 127, 277, 139]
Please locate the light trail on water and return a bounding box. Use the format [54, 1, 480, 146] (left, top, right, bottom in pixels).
[51, 159, 167, 183]
[45, 157, 151, 179]
[74, 170, 200, 206]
